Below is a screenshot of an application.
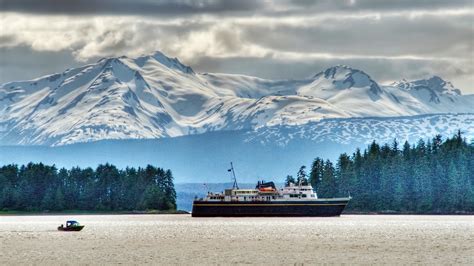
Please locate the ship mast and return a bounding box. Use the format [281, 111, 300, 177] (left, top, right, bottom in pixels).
[229, 162, 239, 189]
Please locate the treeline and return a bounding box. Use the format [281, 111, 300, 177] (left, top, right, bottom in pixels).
[306, 132, 473, 213]
[0, 163, 176, 212]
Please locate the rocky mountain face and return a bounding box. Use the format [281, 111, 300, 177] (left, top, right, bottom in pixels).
[0, 51, 473, 146]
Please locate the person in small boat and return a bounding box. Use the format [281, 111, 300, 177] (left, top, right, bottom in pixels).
[58, 220, 84, 231]
[66, 221, 80, 227]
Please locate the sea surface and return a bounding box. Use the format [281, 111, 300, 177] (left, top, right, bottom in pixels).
[0, 215, 472, 264]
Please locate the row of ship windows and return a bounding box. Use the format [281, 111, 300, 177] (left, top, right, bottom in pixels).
[233, 191, 257, 194]
[209, 196, 276, 200]
[209, 194, 315, 200]
[290, 194, 306, 198]
[289, 194, 316, 198]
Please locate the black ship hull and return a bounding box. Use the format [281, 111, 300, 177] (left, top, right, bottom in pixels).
[192, 198, 350, 217]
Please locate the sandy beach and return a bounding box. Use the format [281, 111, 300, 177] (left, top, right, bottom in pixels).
[0, 214, 472, 264]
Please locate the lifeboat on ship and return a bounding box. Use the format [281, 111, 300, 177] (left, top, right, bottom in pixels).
[256, 181, 277, 193]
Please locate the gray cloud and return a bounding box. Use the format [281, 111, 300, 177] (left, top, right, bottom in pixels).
[1, 0, 471, 18]
[193, 55, 472, 86]
[239, 14, 473, 58]
[257, 0, 474, 18]
[0, 0, 263, 16]
[289, 0, 472, 11]
[0, 0, 472, 93]
[0, 46, 83, 82]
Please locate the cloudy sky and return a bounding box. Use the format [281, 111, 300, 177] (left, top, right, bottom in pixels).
[1, 0, 473, 93]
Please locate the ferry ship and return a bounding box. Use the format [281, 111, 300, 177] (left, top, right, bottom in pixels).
[192, 163, 351, 217]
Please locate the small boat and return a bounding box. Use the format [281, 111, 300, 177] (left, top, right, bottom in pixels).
[58, 220, 85, 231]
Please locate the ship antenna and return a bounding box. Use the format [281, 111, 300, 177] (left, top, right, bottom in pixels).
[228, 162, 239, 189]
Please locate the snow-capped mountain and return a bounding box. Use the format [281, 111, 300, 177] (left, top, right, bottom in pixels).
[389, 76, 473, 114]
[0, 51, 472, 146]
[393, 75, 461, 98]
[298, 65, 382, 98]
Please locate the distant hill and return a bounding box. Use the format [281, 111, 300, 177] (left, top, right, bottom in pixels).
[1, 113, 472, 185]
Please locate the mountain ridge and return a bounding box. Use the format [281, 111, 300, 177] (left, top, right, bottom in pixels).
[0, 51, 472, 146]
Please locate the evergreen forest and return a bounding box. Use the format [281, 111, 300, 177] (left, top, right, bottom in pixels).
[0, 163, 176, 212]
[1, 132, 472, 214]
[290, 132, 473, 213]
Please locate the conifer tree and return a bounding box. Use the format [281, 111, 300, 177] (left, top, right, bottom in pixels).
[297, 166, 309, 185]
[309, 158, 324, 189]
[285, 175, 296, 186]
[304, 131, 473, 213]
[0, 163, 177, 212]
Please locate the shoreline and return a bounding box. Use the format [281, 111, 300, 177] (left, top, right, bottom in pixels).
[344, 210, 474, 215]
[1, 210, 472, 216]
[0, 210, 189, 216]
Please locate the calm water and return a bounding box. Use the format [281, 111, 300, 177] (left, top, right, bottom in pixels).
[0, 215, 472, 264]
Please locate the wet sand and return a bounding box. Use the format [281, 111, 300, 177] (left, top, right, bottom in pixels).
[0, 215, 472, 264]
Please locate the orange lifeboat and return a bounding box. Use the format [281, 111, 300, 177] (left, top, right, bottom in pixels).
[258, 187, 275, 192]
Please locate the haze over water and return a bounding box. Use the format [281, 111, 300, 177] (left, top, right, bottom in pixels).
[0, 215, 472, 264]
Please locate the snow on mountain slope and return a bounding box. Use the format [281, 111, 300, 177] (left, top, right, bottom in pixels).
[246, 113, 474, 147]
[296, 65, 438, 117]
[394, 76, 461, 97]
[229, 95, 351, 127]
[390, 76, 473, 113]
[298, 65, 382, 99]
[201, 73, 310, 98]
[0, 51, 472, 146]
